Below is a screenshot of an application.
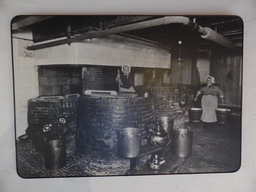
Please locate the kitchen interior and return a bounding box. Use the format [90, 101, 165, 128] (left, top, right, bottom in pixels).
[12, 15, 243, 177]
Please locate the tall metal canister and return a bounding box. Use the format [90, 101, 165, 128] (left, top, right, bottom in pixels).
[44, 139, 66, 170]
[171, 128, 193, 158]
[118, 128, 141, 158]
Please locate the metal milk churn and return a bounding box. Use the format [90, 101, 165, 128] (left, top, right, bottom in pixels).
[44, 139, 66, 170]
[171, 127, 193, 158]
[118, 127, 141, 158]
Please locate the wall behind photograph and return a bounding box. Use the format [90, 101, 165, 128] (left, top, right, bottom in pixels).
[1, 1, 256, 192]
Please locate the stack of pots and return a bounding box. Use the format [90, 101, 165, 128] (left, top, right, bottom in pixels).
[145, 115, 173, 148]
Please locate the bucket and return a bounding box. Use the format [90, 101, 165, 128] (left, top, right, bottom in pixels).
[216, 108, 231, 124]
[171, 128, 193, 158]
[44, 139, 66, 170]
[118, 128, 141, 158]
[158, 116, 174, 139]
[188, 108, 202, 122]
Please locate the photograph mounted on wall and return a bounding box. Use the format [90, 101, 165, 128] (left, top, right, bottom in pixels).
[12, 15, 243, 178]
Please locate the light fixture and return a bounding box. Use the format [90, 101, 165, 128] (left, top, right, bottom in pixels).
[178, 41, 182, 65]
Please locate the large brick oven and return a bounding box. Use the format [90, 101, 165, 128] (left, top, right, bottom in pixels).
[75, 94, 155, 173]
[26, 94, 80, 155]
[26, 64, 196, 175]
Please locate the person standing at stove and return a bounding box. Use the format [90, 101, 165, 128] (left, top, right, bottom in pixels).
[194, 76, 224, 128]
[116, 65, 136, 93]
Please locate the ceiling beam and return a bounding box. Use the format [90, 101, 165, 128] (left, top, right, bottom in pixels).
[12, 16, 54, 31]
[103, 16, 155, 29]
[26, 16, 238, 51]
[203, 18, 242, 27]
[27, 16, 191, 50]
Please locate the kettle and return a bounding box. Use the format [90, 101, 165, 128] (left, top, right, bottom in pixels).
[146, 121, 169, 147]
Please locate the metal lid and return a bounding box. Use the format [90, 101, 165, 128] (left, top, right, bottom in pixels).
[216, 108, 231, 112]
[190, 108, 202, 111]
[118, 127, 141, 135]
[173, 128, 193, 135]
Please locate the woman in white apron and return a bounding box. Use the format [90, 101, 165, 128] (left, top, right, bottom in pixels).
[194, 76, 224, 128]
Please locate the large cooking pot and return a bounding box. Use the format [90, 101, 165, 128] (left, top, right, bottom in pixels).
[171, 128, 193, 158]
[44, 139, 66, 170]
[188, 108, 202, 122]
[216, 108, 231, 124]
[118, 128, 141, 158]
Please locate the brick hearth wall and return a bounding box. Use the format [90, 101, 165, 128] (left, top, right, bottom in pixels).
[38, 67, 82, 96]
[82, 67, 104, 90]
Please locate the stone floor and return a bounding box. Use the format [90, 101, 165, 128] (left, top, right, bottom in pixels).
[16, 115, 241, 178]
[171, 117, 241, 174]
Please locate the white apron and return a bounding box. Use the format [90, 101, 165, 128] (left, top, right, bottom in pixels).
[201, 95, 218, 122]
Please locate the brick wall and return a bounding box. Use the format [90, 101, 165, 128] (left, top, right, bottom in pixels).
[76, 95, 155, 158]
[82, 67, 104, 90]
[38, 67, 82, 96]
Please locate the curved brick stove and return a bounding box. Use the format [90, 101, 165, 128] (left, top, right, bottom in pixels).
[76, 94, 156, 174]
[27, 95, 79, 155]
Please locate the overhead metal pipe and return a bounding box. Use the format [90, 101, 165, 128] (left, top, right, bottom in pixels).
[26, 16, 237, 50]
[198, 27, 237, 50]
[82, 16, 190, 38]
[184, 21, 237, 50]
[27, 16, 190, 50]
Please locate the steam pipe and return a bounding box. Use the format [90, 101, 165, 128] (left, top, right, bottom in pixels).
[26, 16, 237, 50]
[185, 21, 237, 50]
[83, 16, 190, 38]
[199, 27, 237, 50]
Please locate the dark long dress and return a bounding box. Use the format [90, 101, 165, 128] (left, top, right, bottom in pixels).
[120, 73, 134, 89]
[119, 73, 135, 92]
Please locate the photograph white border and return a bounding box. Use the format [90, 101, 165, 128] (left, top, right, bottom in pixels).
[0, 0, 255, 191]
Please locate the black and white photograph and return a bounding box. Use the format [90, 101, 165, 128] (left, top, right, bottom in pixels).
[12, 15, 243, 178]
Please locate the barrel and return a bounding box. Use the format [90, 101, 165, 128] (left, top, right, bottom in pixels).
[188, 108, 202, 122]
[44, 139, 66, 170]
[171, 128, 193, 158]
[216, 108, 231, 124]
[118, 128, 141, 158]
